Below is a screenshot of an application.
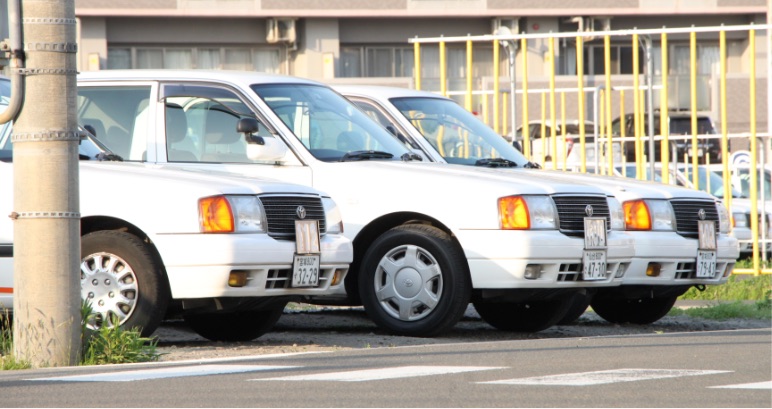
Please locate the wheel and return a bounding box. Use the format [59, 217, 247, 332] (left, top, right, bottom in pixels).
[556, 292, 591, 325]
[359, 224, 471, 337]
[473, 297, 572, 332]
[183, 305, 285, 342]
[590, 295, 678, 324]
[81, 230, 170, 337]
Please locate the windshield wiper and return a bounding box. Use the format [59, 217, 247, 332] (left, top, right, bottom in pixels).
[401, 152, 423, 162]
[524, 161, 541, 169]
[339, 150, 395, 162]
[474, 158, 519, 168]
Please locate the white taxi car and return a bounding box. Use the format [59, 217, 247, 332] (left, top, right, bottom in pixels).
[76, 70, 635, 337]
[336, 84, 738, 325]
[0, 99, 353, 341]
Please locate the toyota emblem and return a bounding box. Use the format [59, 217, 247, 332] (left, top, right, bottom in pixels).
[585, 205, 594, 217]
[697, 208, 706, 220]
[296, 205, 307, 219]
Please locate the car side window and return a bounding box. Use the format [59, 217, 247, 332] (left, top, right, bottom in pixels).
[77, 86, 152, 161]
[164, 88, 274, 164]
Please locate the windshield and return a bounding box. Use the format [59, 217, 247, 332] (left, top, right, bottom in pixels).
[0, 78, 9, 100]
[389, 97, 530, 167]
[251, 83, 410, 162]
[677, 165, 744, 198]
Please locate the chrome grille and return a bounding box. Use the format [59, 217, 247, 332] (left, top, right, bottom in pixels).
[259, 195, 326, 238]
[670, 200, 719, 238]
[552, 195, 611, 237]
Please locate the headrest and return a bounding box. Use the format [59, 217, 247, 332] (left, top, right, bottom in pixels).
[205, 108, 241, 144]
[165, 103, 188, 143]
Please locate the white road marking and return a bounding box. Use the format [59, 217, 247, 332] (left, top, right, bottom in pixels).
[710, 381, 772, 390]
[479, 369, 732, 386]
[29, 364, 298, 382]
[254, 365, 503, 382]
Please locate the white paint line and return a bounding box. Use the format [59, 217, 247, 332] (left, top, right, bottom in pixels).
[479, 369, 732, 386]
[254, 365, 503, 382]
[710, 381, 772, 390]
[29, 364, 298, 382]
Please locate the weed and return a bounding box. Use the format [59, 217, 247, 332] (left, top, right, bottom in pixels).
[673, 300, 772, 321]
[681, 275, 772, 301]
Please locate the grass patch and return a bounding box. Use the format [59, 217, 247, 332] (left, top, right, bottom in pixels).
[1, 302, 160, 370]
[734, 257, 771, 269]
[669, 299, 772, 320]
[681, 274, 771, 301]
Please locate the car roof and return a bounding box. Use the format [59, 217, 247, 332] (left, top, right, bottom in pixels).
[332, 84, 447, 100]
[77, 70, 322, 87]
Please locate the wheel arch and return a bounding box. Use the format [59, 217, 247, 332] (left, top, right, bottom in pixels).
[345, 211, 468, 304]
[80, 215, 172, 298]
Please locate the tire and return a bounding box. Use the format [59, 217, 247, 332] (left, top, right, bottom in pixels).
[590, 295, 678, 324]
[359, 224, 471, 337]
[183, 305, 285, 342]
[556, 292, 591, 325]
[81, 230, 170, 337]
[473, 296, 573, 332]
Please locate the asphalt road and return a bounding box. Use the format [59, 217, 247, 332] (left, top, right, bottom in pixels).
[0, 328, 770, 407]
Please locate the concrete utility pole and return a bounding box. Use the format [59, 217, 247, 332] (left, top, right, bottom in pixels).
[11, 0, 80, 367]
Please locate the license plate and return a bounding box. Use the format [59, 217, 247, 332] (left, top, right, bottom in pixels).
[582, 250, 607, 280]
[696, 250, 716, 278]
[583, 217, 608, 280]
[293, 219, 321, 287]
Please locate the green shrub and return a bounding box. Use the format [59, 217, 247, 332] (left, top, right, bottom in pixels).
[671, 300, 772, 320]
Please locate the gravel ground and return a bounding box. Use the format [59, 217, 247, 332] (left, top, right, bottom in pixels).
[154, 302, 771, 362]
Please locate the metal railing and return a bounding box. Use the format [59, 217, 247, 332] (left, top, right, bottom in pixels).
[410, 24, 772, 275]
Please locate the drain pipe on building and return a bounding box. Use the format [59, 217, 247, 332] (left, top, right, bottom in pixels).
[0, 0, 24, 124]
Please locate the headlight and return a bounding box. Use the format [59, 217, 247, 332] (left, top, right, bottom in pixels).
[322, 197, 343, 234]
[199, 195, 265, 233]
[717, 202, 731, 233]
[607, 197, 625, 230]
[623, 199, 675, 231]
[732, 211, 748, 228]
[498, 195, 557, 230]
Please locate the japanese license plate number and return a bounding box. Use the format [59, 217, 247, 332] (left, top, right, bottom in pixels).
[292, 254, 320, 287]
[582, 250, 607, 280]
[696, 250, 717, 278]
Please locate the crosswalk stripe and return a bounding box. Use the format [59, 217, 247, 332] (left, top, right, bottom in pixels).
[709, 381, 772, 390]
[29, 364, 298, 382]
[253, 365, 503, 382]
[479, 369, 732, 386]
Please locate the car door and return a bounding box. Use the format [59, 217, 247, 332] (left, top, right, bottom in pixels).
[0, 122, 14, 308]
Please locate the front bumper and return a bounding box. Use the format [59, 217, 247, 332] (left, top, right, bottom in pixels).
[457, 229, 633, 289]
[151, 232, 353, 299]
[620, 231, 738, 286]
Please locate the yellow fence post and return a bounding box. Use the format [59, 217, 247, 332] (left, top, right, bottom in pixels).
[619, 89, 625, 175]
[493, 39, 500, 134]
[414, 40, 421, 91]
[541, 93, 547, 165]
[549, 36, 557, 170]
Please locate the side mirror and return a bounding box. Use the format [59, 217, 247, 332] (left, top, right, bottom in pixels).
[246, 136, 288, 162]
[238, 118, 264, 145]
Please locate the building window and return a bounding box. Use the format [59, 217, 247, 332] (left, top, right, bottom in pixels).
[105, 46, 282, 73]
[340, 46, 416, 78]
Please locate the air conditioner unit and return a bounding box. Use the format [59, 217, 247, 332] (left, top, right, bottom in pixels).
[266, 18, 296, 44]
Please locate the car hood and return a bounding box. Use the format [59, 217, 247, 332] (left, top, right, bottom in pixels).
[81, 162, 324, 197]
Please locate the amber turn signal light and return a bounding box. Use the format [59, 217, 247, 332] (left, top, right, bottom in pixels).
[199, 195, 234, 233]
[499, 196, 530, 229]
[623, 200, 652, 230]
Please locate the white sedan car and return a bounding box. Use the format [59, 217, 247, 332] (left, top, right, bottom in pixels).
[0, 106, 353, 341]
[75, 70, 636, 337]
[336, 84, 738, 325]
